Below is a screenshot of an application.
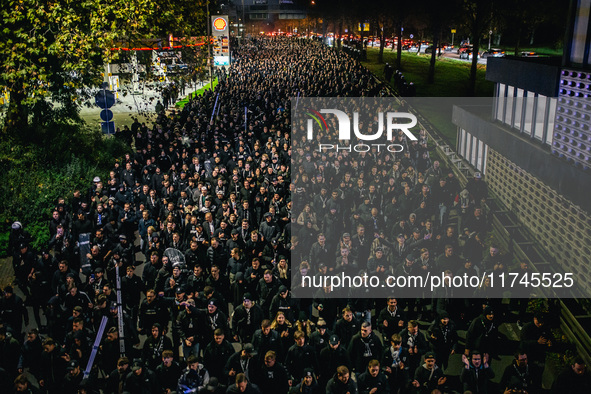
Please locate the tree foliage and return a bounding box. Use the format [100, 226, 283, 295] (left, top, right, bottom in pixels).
[0, 0, 207, 137]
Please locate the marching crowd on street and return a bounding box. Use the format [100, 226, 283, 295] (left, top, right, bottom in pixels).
[5, 37, 591, 394]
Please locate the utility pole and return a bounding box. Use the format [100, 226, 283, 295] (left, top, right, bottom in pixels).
[207, 0, 213, 88]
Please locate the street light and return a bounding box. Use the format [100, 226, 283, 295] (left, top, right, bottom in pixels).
[488, 30, 493, 50]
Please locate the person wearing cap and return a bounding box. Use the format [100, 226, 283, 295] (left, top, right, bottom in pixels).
[460, 351, 494, 394]
[1, 284, 29, 338]
[142, 323, 174, 371]
[289, 367, 320, 394]
[177, 354, 210, 393]
[308, 318, 332, 355]
[428, 311, 459, 371]
[466, 171, 488, 204]
[412, 352, 446, 393]
[224, 343, 260, 385]
[231, 293, 264, 343]
[105, 356, 130, 394]
[256, 350, 291, 393]
[348, 322, 383, 374]
[259, 212, 278, 242]
[123, 359, 158, 394]
[62, 359, 84, 394]
[268, 284, 296, 323]
[465, 306, 499, 359]
[391, 233, 409, 268]
[11, 240, 36, 298]
[318, 333, 351, 390]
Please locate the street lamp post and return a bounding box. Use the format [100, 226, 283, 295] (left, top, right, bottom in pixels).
[206, 0, 213, 88]
[488, 30, 493, 50]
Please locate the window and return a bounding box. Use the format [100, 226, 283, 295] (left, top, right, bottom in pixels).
[534, 95, 547, 141]
[514, 88, 524, 131]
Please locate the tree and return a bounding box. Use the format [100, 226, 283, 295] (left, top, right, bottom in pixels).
[0, 0, 207, 140]
[463, 0, 495, 96]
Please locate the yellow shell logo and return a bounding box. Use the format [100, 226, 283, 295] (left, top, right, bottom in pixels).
[213, 18, 227, 31]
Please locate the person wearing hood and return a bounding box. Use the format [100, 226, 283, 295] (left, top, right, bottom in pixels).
[326, 365, 358, 394]
[428, 311, 459, 370]
[465, 306, 500, 359]
[411, 352, 446, 393]
[177, 355, 210, 393]
[289, 368, 321, 394]
[460, 351, 494, 394]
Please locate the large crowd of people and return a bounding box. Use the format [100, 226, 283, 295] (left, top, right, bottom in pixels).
[4, 37, 591, 394]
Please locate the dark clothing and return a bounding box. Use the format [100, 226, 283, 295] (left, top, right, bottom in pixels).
[326, 375, 358, 394]
[348, 332, 383, 373]
[285, 344, 319, 381]
[357, 370, 390, 394]
[460, 364, 494, 394]
[155, 361, 183, 393]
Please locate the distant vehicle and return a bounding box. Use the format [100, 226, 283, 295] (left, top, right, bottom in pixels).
[482, 48, 506, 58]
[424, 44, 452, 54]
[408, 42, 430, 53]
[457, 44, 472, 54]
[521, 51, 539, 57]
[459, 49, 477, 60]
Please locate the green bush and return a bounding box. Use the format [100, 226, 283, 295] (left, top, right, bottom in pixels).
[0, 123, 130, 257]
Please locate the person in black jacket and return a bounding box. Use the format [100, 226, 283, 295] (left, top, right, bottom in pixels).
[459, 351, 494, 394]
[232, 294, 264, 343]
[284, 330, 319, 381]
[465, 306, 500, 358]
[428, 311, 459, 370]
[203, 329, 235, 384]
[326, 365, 358, 394]
[411, 352, 446, 394]
[318, 334, 351, 390]
[357, 359, 390, 394]
[104, 357, 130, 394]
[348, 322, 383, 374]
[224, 343, 260, 385]
[155, 350, 182, 394]
[255, 350, 291, 394]
[123, 359, 158, 394]
[377, 298, 406, 342]
[519, 313, 554, 368]
[400, 320, 428, 378]
[289, 368, 321, 393]
[333, 307, 360, 350]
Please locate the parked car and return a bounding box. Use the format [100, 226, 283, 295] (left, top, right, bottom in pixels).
[481, 48, 506, 58]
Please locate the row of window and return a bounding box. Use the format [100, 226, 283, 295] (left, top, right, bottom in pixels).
[494, 83, 557, 146]
[458, 128, 488, 174]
